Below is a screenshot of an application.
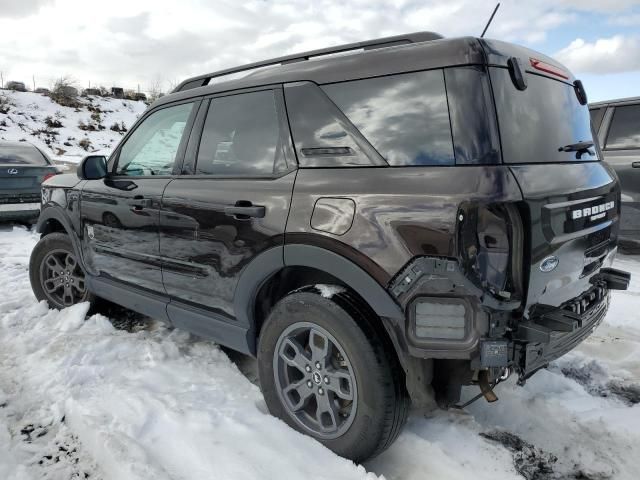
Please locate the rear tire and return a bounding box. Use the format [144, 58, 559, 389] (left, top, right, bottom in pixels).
[29, 232, 96, 310]
[257, 288, 409, 462]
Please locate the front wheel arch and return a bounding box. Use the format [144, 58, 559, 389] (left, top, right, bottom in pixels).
[36, 206, 87, 272]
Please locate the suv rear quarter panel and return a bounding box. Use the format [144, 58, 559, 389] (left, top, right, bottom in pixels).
[286, 166, 523, 283]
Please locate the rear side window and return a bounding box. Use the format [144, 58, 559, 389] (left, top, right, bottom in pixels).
[196, 90, 287, 176]
[323, 70, 455, 166]
[589, 107, 606, 133]
[0, 144, 49, 165]
[605, 105, 640, 150]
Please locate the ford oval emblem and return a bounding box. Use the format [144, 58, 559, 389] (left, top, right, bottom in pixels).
[540, 256, 559, 273]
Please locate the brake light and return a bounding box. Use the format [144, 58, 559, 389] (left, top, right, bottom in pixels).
[529, 58, 569, 80]
[42, 173, 56, 182]
[457, 203, 523, 299]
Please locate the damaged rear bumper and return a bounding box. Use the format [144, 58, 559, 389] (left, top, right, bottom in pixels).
[513, 267, 630, 380]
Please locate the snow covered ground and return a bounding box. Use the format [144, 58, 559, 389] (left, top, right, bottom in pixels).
[0, 225, 639, 480]
[0, 90, 146, 164]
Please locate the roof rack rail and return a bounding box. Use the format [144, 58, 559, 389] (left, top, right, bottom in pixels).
[173, 31, 443, 93]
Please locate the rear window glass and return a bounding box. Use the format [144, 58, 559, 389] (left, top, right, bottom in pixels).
[589, 107, 606, 133]
[0, 144, 48, 165]
[491, 68, 598, 163]
[196, 90, 286, 176]
[322, 70, 455, 166]
[605, 105, 640, 150]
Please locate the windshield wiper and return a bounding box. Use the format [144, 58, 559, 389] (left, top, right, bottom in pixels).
[558, 141, 594, 159]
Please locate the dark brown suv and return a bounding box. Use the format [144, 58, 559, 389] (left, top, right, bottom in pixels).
[29, 32, 630, 462]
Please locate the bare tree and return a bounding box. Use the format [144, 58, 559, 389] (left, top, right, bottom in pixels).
[147, 77, 164, 102]
[166, 78, 180, 93]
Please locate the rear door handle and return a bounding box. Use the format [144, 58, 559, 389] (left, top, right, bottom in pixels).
[632, 161, 640, 168]
[224, 201, 265, 219]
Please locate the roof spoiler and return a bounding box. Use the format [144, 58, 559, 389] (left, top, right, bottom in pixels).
[173, 31, 444, 93]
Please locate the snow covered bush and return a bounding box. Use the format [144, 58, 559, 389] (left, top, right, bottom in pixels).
[78, 138, 92, 151]
[0, 94, 12, 114]
[44, 116, 63, 128]
[110, 121, 127, 133]
[50, 76, 81, 108]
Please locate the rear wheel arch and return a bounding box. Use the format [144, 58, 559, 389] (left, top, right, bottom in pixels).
[236, 244, 406, 362]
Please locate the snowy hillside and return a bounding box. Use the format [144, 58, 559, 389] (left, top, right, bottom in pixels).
[0, 90, 147, 164]
[0, 225, 639, 480]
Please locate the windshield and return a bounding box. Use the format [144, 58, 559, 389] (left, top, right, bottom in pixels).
[490, 68, 598, 163]
[0, 144, 49, 165]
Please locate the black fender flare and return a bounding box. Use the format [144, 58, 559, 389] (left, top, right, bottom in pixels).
[234, 244, 405, 356]
[36, 205, 87, 270]
[284, 244, 403, 319]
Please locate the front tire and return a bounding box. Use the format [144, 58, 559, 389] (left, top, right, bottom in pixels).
[257, 289, 409, 462]
[29, 232, 95, 309]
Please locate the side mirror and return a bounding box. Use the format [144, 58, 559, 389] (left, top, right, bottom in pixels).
[78, 155, 108, 180]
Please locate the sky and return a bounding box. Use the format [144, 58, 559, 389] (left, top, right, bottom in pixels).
[0, 0, 639, 102]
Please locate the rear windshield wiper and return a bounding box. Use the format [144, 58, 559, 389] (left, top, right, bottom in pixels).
[558, 141, 594, 159]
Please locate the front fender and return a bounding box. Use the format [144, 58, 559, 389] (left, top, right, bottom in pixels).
[36, 204, 87, 271]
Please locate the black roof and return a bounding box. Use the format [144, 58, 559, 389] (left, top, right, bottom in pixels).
[152, 33, 574, 109]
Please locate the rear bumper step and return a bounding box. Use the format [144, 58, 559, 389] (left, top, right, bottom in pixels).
[591, 267, 631, 291]
[514, 281, 612, 377]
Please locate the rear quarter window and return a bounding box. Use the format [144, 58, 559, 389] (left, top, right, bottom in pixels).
[589, 107, 606, 133]
[284, 82, 379, 167]
[444, 66, 500, 165]
[605, 104, 640, 150]
[322, 70, 455, 166]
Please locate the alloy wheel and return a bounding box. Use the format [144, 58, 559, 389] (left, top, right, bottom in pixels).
[273, 321, 358, 439]
[39, 248, 87, 308]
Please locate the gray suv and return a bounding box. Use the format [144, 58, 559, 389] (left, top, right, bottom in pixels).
[590, 97, 640, 251]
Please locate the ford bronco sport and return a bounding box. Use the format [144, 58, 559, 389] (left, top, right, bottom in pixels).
[29, 32, 631, 462]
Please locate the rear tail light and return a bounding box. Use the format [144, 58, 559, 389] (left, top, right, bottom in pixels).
[42, 172, 57, 182]
[457, 203, 523, 299]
